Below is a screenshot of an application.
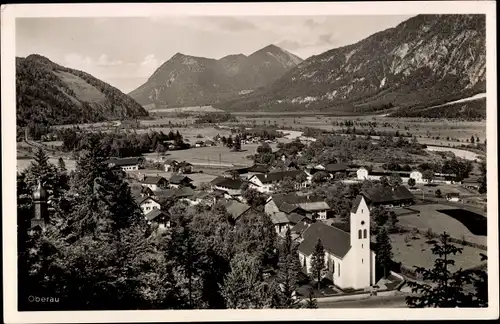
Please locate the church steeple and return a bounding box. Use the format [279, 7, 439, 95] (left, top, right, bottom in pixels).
[31, 180, 48, 230]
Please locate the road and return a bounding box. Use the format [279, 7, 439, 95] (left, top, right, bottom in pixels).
[317, 294, 409, 308]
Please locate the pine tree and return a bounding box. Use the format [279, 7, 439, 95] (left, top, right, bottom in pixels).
[58, 157, 66, 172]
[405, 232, 472, 308]
[376, 227, 393, 278]
[305, 291, 318, 309]
[309, 239, 326, 291]
[275, 229, 302, 308]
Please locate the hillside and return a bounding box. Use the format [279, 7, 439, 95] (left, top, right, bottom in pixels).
[128, 44, 303, 108]
[16, 54, 148, 127]
[216, 15, 486, 114]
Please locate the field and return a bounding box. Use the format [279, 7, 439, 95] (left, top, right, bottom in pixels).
[147, 105, 224, 113]
[397, 204, 487, 246]
[390, 232, 487, 272]
[128, 170, 220, 188]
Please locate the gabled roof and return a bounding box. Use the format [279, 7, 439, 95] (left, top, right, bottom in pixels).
[287, 212, 306, 224]
[177, 161, 192, 167]
[278, 201, 300, 214]
[247, 164, 270, 173]
[252, 170, 306, 184]
[223, 200, 252, 220]
[153, 187, 195, 201]
[270, 212, 289, 225]
[137, 195, 160, 205]
[212, 177, 246, 190]
[297, 201, 330, 212]
[284, 159, 297, 167]
[291, 221, 310, 234]
[298, 223, 351, 258]
[271, 194, 329, 212]
[325, 163, 349, 172]
[107, 157, 141, 166]
[145, 209, 169, 221]
[169, 174, 193, 184]
[142, 176, 167, 185]
[361, 185, 415, 204]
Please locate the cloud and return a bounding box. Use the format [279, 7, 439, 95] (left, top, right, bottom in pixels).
[304, 18, 320, 29]
[317, 33, 336, 45]
[277, 39, 303, 50]
[138, 54, 161, 77]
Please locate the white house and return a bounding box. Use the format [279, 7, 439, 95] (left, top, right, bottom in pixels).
[248, 170, 308, 193]
[409, 170, 424, 184]
[298, 195, 376, 290]
[137, 196, 161, 215]
[145, 209, 171, 229]
[357, 167, 370, 181]
[141, 176, 168, 191]
[108, 157, 141, 171]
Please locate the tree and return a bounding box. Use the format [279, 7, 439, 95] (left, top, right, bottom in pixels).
[305, 291, 318, 309]
[295, 172, 308, 184]
[371, 206, 389, 232]
[470, 136, 475, 144]
[408, 178, 416, 188]
[478, 161, 487, 194]
[309, 239, 326, 291]
[312, 171, 329, 184]
[242, 188, 267, 210]
[422, 169, 434, 185]
[232, 135, 241, 151]
[275, 177, 297, 194]
[405, 232, 478, 308]
[389, 210, 398, 232]
[58, 157, 66, 172]
[226, 136, 234, 149]
[275, 229, 302, 308]
[389, 173, 402, 188]
[435, 189, 442, 198]
[375, 227, 393, 278]
[379, 176, 390, 187]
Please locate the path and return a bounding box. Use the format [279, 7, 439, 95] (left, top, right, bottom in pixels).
[316, 294, 409, 308]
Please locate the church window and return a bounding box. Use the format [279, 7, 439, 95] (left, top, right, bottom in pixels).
[362, 258, 364, 264]
[361, 209, 363, 213]
[358, 230, 362, 239]
[363, 229, 367, 239]
[338, 263, 340, 277]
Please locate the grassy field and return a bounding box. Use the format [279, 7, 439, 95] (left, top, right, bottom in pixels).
[397, 203, 486, 246]
[128, 169, 220, 188]
[147, 105, 224, 113]
[390, 232, 486, 272]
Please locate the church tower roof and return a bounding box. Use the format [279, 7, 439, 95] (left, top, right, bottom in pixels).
[33, 180, 47, 200]
[350, 195, 364, 213]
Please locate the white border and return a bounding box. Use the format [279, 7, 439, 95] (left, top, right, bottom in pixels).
[2, 2, 498, 323]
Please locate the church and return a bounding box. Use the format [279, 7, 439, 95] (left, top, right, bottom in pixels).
[297, 195, 376, 290]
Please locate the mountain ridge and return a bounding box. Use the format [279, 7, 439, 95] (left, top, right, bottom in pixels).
[216, 14, 486, 114]
[129, 44, 304, 108]
[16, 54, 148, 127]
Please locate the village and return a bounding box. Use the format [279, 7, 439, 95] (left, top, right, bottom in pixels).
[86, 128, 488, 304]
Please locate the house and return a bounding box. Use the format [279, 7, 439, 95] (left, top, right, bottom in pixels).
[270, 212, 291, 235]
[195, 140, 205, 148]
[248, 170, 308, 193]
[154, 187, 196, 202]
[177, 161, 193, 174]
[141, 176, 168, 191]
[135, 196, 161, 215]
[145, 209, 171, 229]
[265, 194, 333, 220]
[409, 170, 424, 184]
[164, 159, 179, 172]
[223, 199, 254, 222]
[324, 164, 349, 177]
[283, 159, 299, 170]
[360, 185, 415, 208]
[205, 140, 216, 147]
[462, 176, 481, 190]
[446, 192, 460, 202]
[107, 157, 141, 171]
[298, 195, 376, 290]
[169, 174, 193, 188]
[211, 177, 246, 197]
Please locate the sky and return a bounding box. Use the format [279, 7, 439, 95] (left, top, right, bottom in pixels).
[16, 15, 413, 93]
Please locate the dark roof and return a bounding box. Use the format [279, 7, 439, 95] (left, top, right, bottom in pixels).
[350, 195, 364, 213]
[284, 159, 297, 167]
[324, 164, 349, 172]
[291, 221, 309, 234]
[253, 170, 306, 184]
[136, 195, 160, 205]
[462, 176, 481, 184]
[287, 212, 306, 224]
[298, 223, 351, 258]
[145, 209, 169, 221]
[212, 177, 245, 190]
[361, 185, 415, 204]
[107, 157, 141, 166]
[278, 201, 300, 214]
[270, 212, 289, 224]
[164, 159, 178, 165]
[271, 193, 326, 207]
[447, 192, 460, 197]
[142, 176, 167, 185]
[154, 187, 195, 201]
[169, 174, 193, 184]
[177, 161, 192, 167]
[247, 164, 270, 173]
[223, 200, 252, 220]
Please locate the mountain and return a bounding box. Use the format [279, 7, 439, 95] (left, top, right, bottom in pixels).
[128, 44, 303, 108]
[16, 54, 148, 127]
[217, 15, 486, 114]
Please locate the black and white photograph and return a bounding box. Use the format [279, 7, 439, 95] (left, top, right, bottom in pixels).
[1, 2, 498, 323]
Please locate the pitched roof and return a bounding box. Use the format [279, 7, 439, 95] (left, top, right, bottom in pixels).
[298, 223, 351, 258]
[278, 201, 300, 214]
[153, 187, 195, 201]
[350, 195, 364, 213]
[297, 201, 330, 212]
[107, 157, 141, 166]
[142, 176, 167, 185]
[291, 221, 310, 234]
[247, 164, 270, 173]
[284, 159, 297, 167]
[361, 185, 415, 204]
[325, 163, 349, 172]
[253, 170, 306, 184]
[169, 174, 193, 184]
[271, 194, 329, 212]
[462, 176, 481, 184]
[223, 200, 252, 220]
[145, 209, 168, 221]
[287, 212, 306, 224]
[270, 212, 289, 225]
[212, 177, 246, 190]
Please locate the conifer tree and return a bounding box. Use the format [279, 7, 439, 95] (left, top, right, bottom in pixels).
[310, 239, 326, 291]
[305, 291, 318, 309]
[275, 228, 302, 308]
[376, 227, 393, 278]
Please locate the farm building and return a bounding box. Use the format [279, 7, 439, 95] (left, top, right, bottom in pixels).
[169, 175, 194, 188]
[248, 170, 308, 193]
[360, 185, 415, 208]
[297, 195, 376, 290]
[446, 192, 460, 202]
[134, 195, 161, 215]
[265, 194, 333, 221]
[145, 209, 171, 229]
[164, 159, 179, 172]
[141, 176, 168, 191]
[462, 176, 481, 190]
[222, 199, 255, 222]
[107, 157, 142, 171]
[211, 177, 246, 198]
